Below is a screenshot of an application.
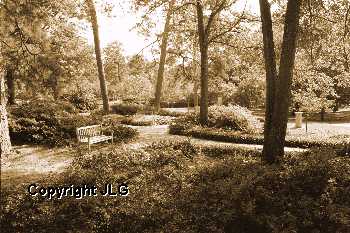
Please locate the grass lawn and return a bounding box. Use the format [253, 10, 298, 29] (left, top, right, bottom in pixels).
[286, 121, 350, 139]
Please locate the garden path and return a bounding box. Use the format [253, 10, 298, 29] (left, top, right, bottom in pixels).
[128, 125, 308, 152]
[2, 121, 348, 185]
[1, 145, 74, 186]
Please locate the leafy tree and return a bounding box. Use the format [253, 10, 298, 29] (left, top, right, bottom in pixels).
[193, 0, 248, 125]
[295, 0, 350, 111]
[1, 0, 73, 154]
[104, 41, 127, 85]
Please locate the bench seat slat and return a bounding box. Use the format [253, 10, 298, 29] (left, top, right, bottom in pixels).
[76, 125, 113, 149]
[79, 135, 113, 143]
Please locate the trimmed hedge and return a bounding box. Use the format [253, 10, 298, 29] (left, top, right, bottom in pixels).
[170, 126, 349, 150]
[110, 104, 139, 115]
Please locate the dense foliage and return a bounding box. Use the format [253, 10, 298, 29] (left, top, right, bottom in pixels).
[1, 141, 349, 232]
[169, 105, 262, 134]
[62, 89, 98, 111]
[110, 103, 139, 115]
[8, 100, 137, 146]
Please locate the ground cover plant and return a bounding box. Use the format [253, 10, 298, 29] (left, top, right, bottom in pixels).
[1, 1, 350, 233]
[1, 141, 349, 232]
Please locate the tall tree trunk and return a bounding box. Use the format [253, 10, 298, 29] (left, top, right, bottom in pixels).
[5, 67, 16, 105]
[192, 37, 200, 109]
[87, 0, 109, 114]
[199, 43, 209, 125]
[196, 2, 209, 125]
[49, 73, 60, 100]
[193, 81, 199, 108]
[1, 71, 11, 156]
[259, 0, 277, 162]
[154, 0, 175, 112]
[261, 0, 302, 163]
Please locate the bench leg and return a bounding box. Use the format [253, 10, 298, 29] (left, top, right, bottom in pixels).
[88, 137, 91, 152]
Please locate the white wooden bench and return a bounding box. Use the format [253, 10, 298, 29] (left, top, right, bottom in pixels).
[76, 125, 113, 151]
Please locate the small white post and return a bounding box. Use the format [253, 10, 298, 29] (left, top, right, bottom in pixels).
[295, 112, 303, 128]
[217, 96, 223, 106]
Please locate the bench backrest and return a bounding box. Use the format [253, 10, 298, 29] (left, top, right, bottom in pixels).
[76, 125, 102, 141]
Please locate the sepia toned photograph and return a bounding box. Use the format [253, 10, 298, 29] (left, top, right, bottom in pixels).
[1, 0, 350, 232]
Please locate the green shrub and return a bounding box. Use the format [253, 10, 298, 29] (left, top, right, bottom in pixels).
[141, 106, 186, 117]
[110, 104, 139, 115]
[62, 90, 98, 111]
[8, 100, 139, 146]
[120, 117, 153, 126]
[169, 112, 199, 135]
[169, 105, 262, 135]
[207, 105, 262, 133]
[149, 98, 193, 108]
[227, 150, 350, 233]
[189, 127, 264, 144]
[103, 124, 139, 142]
[10, 99, 78, 118]
[9, 113, 101, 146]
[233, 76, 265, 108]
[157, 109, 186, 117]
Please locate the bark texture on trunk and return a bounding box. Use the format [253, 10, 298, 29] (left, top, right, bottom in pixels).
[193, 81, 199, 108]
[196, 2, 209, 125]
[260, 0, 302, 163]
[192, 39, 199, 109]
[259, 0, 277, 163]
[154, 0, 175, 112]
[5, 68, 16, 105]
[1, 71, 11, 156]
[87, 0, 109, 114]
[199, 44, 209, 125]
